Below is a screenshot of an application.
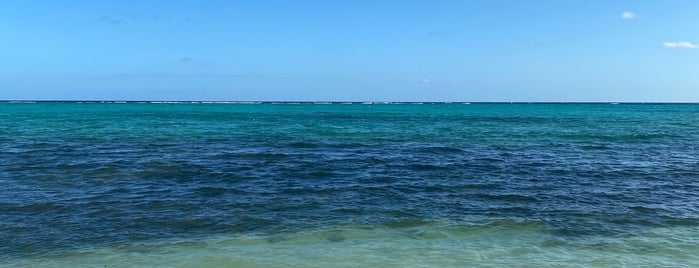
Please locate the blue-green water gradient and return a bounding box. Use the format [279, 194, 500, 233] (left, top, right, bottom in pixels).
[1, 103, 698, 267]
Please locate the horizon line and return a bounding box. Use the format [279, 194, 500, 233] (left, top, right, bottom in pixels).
[2, 100, 699, 104]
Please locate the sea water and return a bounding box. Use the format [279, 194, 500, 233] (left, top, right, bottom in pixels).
[0, 102, 698, 267]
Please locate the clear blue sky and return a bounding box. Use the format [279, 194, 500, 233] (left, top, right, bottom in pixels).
[1, 0, 698, 101]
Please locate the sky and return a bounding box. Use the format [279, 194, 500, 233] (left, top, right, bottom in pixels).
[1, 0, 698, 102]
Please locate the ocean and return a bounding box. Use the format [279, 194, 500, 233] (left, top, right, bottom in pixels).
[1, 102, 698, 267]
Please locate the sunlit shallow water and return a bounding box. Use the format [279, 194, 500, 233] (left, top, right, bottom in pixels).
[5, 221, 699, 267]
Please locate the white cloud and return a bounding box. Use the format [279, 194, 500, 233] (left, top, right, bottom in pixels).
[662, 41, 697, 49]
[621, 11, 636, 19]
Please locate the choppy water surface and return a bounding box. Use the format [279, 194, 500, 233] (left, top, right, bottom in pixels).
[1, 102, 698, 267]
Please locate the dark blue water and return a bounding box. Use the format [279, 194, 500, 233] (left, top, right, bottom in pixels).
[1, 103, 698, 266]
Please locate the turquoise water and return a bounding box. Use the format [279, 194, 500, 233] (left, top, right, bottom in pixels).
[1, 102, 698, 267]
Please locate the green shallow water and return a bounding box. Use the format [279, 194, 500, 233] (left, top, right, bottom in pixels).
[5, 221, 699, 268]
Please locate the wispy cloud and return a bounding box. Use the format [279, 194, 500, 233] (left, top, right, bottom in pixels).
[525, 40, 539, 46]
[621, 12, 636, 20]
[93, 73, 351, 81]
[100, 16, 123, 24]
[662, 41, 697, 49]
